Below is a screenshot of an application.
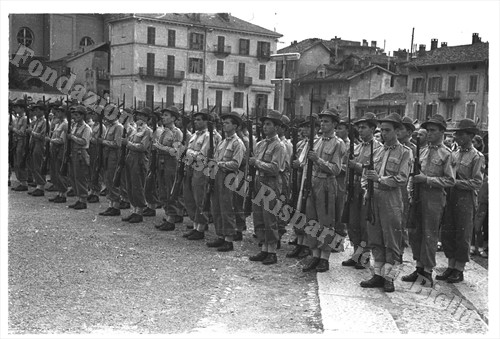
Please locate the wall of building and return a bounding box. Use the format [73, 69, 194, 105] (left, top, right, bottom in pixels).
[296, 45, 331, 79]
[9, 14, 47, 59]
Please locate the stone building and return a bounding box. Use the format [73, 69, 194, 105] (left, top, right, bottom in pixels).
[106, 13, 282, 112]
[405, 34, 489, 131]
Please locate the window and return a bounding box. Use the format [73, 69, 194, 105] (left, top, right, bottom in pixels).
[257, 41, 271, 58]
[147, 53, 155, 75]
[188, 58, 203, 74]
[337, 83, 343, 94]
[146, 85, 154, 109]
[427, 76, 442, 93]
[216, 60, 224, 76]
[469, 75, 478, 92]
[259, 65, 266, 80]
[168, 30, 176, 47]
[191, 88, 198, 107]
[80, 36, 94, 47]
[390, 76, 395, 87]
[17, 27, 34, 47]
[239, 39, 250, 55]
[414, 102, 424, 121]
[234, 92, 244, 108]
[189, 32, 204, 50]
[215, 90, 222, 109]
[217, 36, 225, 50]
[445, 103, 454, 120]
[147, 27, 156, 45]
[166, 87, 174, 106]
[426, 102, 438, 119]
[466, 101, 476, 119]
[411, 78, 425, 93]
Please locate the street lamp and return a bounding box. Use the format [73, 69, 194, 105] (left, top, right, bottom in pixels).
[270, 52, 300, 114]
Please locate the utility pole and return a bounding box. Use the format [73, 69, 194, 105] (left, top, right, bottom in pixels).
[270, 52, 300, 115]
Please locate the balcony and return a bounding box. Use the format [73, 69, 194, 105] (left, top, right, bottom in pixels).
[213, 45, 231, 57]
[438, 90, 461, 101]
[233, 76, 253, 87]
[138, 67, 185, 83]
[257, 52, 271, 62]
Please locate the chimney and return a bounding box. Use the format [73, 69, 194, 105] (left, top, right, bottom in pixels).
[292, 40, 297, 45]
[472, 33, 481, 44]
[418, 44, 426, 57]
[430, 39, 438, 51]
[371, 40, 377, 48]
[441, 42, 448, 47]
[362, 39, 368, 47]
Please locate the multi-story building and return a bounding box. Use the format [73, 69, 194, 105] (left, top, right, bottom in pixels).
[405, 34, 488, 131]
[106, 13, 282, 112]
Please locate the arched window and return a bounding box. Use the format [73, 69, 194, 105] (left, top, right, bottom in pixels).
[80, 36, 94, 47]
[17, 27, 34, 47]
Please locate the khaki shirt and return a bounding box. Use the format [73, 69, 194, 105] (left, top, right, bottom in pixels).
[50, 119, 67, 145]
[452, 146, 484, 191]
[419, 143, 455, 188]
[157, 125, 183, 155]
[371, 141, 411, 188]
[127, 124, 152, 153]
[71, 121, 92, 149]
[214, 133, 246, 172]
[103, 122, 123, 149]
[254, 135, 285, 176]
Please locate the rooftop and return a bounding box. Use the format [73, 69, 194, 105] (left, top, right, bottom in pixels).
[407, 42, 488, 67]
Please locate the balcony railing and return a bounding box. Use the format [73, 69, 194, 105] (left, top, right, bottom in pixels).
[213, 45, 231, 56]
[138, 67, 185, 82]
[233, 76, 253, 87]
[438, 90, 461, 101]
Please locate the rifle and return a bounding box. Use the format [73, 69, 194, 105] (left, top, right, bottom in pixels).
[60, 95, 72, 176]
[91, 106, 105, 188]
[201, 117, 215, 216]
[20, 95, 30, 169]
[41, 96, 51, 175]
[341, 97, 354, 223]
[365, 140, 375, 224]
[243, 94, 255, 215]
[406, 136, 421, 229]
[299, 90, 315, 214]
[147, 108, 158, 182]
[112, 114, 130, 188]
[170, 94, 187, 200]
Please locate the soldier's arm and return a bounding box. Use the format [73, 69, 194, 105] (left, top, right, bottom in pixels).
[316, 140, 343, 176]
[425, 151, 456, 188]
[128, 129, 152, 152]
[380, 148, 411, 187]
[220, 139, 245, 171]
[455, 153, 484, 191]
[254, 142, 282, 175]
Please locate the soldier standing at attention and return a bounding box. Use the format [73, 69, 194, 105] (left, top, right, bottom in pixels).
[401, 114, 455, 287]
[143, 108, 164, 217]
[277, 115, 293, 247]
[27, 101, 49, 197]
[208, 111, 246, 252]
[67, 105, 92, 210]
[121, 107, 153, 224]
[118, 109, 135, 210]
[360, 113, 411, 293]
[153, 106, 184, 231]
[47, 105, 69, 203]
[11, 100, 29, 191]
[182, 109, 219, 240]
[436, 119, 483, 283]
[342, 113, 382, 269]
[334, 116, 350, 239]
[88, 107, 107, 203]
[248, 110, 285, 265]
[98, 106, 124, 216]
[301, 108, 344, 273]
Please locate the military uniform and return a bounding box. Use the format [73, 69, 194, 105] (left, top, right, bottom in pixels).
[123, 109, 153, 222]
[119, 122, 136, 208]
[48, 110, 68, 200]
[11, 103, 29, 189]
[144, 119, 163, 215]
[88, 113, 107, 202]
[28, 102, 48, 195]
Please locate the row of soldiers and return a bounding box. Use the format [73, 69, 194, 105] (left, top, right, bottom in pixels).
[8, 97, 485, 293]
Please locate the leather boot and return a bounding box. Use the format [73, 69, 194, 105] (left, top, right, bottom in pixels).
[207, 238, 225, 248]
[384, 278, 395, 293]
[302, 257, 320, 272]
[262, 253, 277, 265]
[286, 245, 303, 258]
[249, 251, 268, 262]
[360, 274, 385, 288]
[217, 241, 234, 252]
[446, 269, 464, 283]
[402, 267, 423, 282]
[315, 259, 329, 272]
[436, 267, 454, 281]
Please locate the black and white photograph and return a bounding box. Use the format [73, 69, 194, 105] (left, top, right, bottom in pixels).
[2, 1, 499, 337]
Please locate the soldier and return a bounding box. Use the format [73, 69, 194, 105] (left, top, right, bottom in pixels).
[301, 108, 344, 273]
[401, 114, 455, 287]
[143, 109, 164, 217]
[67, 105, 92, 210]
[436, 119, 484, 283]
[342, 112, 382, 269]
[248, 109, 285, 265]
[98, 106, 124, 216]
[47, 105, 69, 203]
[207, 111, 246, 252]
[360, 113, 411, 293]
[233, 118, 252, 239]
[121, 107, 153, 223]
[334, 116, 350, 239]
[117, 109, 136, 210]
[88, 107, 107, 203]
[182, 109, 221, 240]
[153, 106, 184, 231]
[26, 101, 48, 197]
[398, 116, 417, 252]
[287, 115, 319, 258]
[10, 100, 29, 191]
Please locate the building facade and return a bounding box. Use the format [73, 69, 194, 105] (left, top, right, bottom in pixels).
[405, 34, 488, 131]
[107, 13, 282, 112]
